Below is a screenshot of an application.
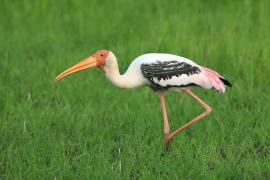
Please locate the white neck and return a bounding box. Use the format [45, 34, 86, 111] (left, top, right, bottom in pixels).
[104, 52, 141, 89]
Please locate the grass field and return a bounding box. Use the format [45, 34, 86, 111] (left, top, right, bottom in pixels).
[1, 0, 270, 179]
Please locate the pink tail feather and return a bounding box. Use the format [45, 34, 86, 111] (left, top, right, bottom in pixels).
[202, 67, 227, 93]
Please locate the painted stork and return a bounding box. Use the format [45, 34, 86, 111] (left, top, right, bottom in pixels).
[55, 50, 231, 145]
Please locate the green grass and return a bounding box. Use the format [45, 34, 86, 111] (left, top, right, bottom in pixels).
[1, 0, 270, 179]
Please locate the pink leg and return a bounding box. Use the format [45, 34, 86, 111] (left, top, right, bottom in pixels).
[167, 87, 212, 141]
[159, 92, 171, 143]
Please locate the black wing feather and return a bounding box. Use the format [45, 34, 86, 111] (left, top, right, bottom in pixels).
[141, 60, 201, 90]
[219, 77, 232, 87]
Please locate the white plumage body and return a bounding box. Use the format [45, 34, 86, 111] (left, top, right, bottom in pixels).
[106, 53, 230, 93]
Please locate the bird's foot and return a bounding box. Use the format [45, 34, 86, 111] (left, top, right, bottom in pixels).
[164, 135, 172, 151]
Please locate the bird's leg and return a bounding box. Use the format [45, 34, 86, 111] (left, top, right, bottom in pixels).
[159, 92, 171, 144]
[167, 87, 212, 141]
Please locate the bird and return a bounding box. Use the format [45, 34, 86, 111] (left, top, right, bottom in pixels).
[55, 50, 232, 145]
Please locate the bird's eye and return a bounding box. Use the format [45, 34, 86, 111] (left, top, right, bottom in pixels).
[100, 54, 104, 57]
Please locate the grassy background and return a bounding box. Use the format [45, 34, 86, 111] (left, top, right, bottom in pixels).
[1, 0, 270, 179]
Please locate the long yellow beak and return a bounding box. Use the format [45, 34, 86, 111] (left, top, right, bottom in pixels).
[55, 56, 97, 81]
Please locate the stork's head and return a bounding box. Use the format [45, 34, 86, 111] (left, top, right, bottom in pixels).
[55, 50, 111, 81]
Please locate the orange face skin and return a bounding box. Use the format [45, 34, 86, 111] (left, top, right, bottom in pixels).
[92, 50, 110, 72]
[55, 50, 110, 81]
[92, 50, 110, 66]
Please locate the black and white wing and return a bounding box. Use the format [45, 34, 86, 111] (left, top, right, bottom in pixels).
[141, 60, 202, 90]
